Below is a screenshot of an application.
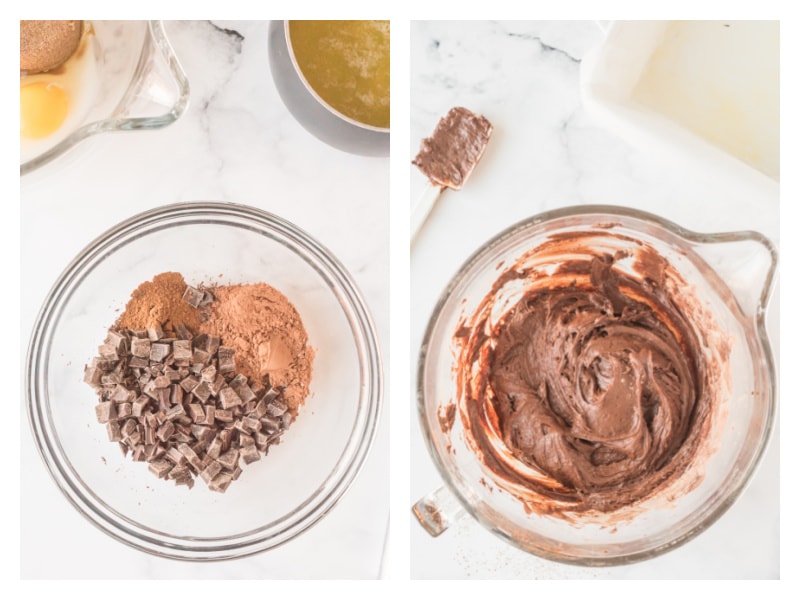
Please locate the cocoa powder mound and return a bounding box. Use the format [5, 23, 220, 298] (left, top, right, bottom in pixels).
[198, 283, 314, 414]
[115, 273, 314, 415]
[116, 272, 201, 332]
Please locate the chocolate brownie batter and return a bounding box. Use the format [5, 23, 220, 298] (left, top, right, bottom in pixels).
[412, 106, 492, 189]
[455, 231, 726, 517]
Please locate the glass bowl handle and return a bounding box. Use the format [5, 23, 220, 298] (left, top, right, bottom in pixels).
[689, 230, 778, 322]
[412, 484, 465, 537]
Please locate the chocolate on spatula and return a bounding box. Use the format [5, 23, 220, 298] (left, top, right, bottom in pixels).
[410, 107, 493, 243]
[412, 106, 493, 190]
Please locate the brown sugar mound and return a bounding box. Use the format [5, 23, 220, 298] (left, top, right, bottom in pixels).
[20, 20, 83, 73]
[116, 272, 201, 333]
[198, 283, 314, 415]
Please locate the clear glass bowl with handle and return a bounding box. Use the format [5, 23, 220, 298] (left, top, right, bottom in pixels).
[415, 205, 777, 565]
[26, 202, 383, 560]
[20, 20, 189, 176]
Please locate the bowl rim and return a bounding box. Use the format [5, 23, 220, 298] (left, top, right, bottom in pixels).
[26, 201, 383, 561]
[416, 203, 777, 566]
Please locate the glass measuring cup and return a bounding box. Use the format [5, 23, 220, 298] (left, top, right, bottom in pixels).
[20, 20, 189, 176]
[415, 205, 777, 566]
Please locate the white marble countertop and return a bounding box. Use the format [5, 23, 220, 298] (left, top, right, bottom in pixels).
[410, 21, 779, 579]
[21, 20, 388, 579]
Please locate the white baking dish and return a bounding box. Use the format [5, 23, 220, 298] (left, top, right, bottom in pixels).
[580, 20, 779, 197]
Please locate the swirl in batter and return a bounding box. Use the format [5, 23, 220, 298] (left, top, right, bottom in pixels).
[457, 237, 720, 516]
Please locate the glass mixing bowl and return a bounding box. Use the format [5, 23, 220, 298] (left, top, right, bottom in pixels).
[415, 205, 777, 565]
[20, 20, 189, 176]
[26, 202, 382, 560]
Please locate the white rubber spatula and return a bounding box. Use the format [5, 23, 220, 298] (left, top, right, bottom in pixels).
[411, 107, 493, 244]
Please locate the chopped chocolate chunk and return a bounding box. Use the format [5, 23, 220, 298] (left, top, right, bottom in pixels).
[239, 444, 260, 465]
[261, 387, 280, 403]
[110, 384, 134, 404]
[83, 365, 102, 386]
[191, 425, 215, 445]
[173, 339, 193, 361]
[120, 419, 138, 439]
[214, 409, 233, 423]
[188, 404, 205, 423]
[182, 286, 205, 308]
[209, 472, 233, 493]
[107, 421, 122, 442]
[156, 421, 175, 442]
[260, 417, 281, 434]
[204, 335, 221, 355]
[178, 443, 203, 471]
[165, 446, 186, 466]
[129, 356, 149, 368]
[241, 416, 261, 434]
[149, 343, 170, 363]
[117, 402, 132, 420]
[132, 396, 150, 417]
[100, 372, 122, 386]
[210, 374, 226, 396]
[156, 388, 171, 411]
[219, 429, 233, 452]
[131, 445, 146, 461]
[218, 387, 242, 410]
[164, 366, 181, 381]
[149, 459, 172, 478]
[130, 337, 151, 358]
[253, 399, 268, 418]
[191, 381, 212, 403]
[168, 465, 191, 480]
[105, 330, 127, 352]
[175, 324, 193, 341]
[200, 364, 216, 383]
[164, 404, 185, 421]
[230, 375, 257, 403]
[217, 347, 236, 373]
[200, 290, 216, 307]
[199, 460, 222, 484]
[193, 348, 210, 365]
[254, 431, 270, 451]
[97, 343, 119, 361]
[92, 356, 118, 371]
[170, 384, 184, 405]
[265, 400, 288, 417]
[144, 425, 156, 446]
[147, 324, 165, 341]
[217, 448, 239, 471]
[95, 402, 116, 424]
[180, 375, 200, 393]
[207, 437, 223, 459]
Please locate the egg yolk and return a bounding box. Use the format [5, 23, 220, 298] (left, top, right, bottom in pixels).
[20, 81, 69, 139]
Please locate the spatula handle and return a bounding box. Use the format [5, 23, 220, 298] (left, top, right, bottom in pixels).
[411, 183, 443, 245]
